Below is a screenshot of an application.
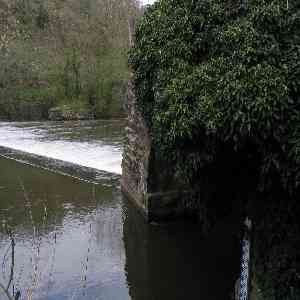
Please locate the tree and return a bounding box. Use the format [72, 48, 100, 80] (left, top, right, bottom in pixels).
[130, 0, 300, 193]
[0, 0, 142, 120]
[130, 1, 300, 299]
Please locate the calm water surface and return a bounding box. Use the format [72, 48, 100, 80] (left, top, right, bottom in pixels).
[0, 121, 240, 300]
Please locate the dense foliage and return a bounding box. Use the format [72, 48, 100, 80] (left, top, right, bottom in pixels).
[130, 1, 300, 298]
[0, 0, 140, 120]
[130, 0, 300, 193]
[253, 194, 300, 300]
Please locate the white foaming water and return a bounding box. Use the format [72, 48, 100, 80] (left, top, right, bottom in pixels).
[239, 238, 250, 300]
[0, 122, 123, 174]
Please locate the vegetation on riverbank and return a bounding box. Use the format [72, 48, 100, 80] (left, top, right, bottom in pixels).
[130, 0, 299, 299]
[0, 0, 141, 120]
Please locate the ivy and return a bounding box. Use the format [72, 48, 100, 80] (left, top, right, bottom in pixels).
[129, 0, 300, 192]
[130, 1, 300, 298]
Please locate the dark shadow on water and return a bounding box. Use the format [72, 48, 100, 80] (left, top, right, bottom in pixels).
[123, 198, 241, 300]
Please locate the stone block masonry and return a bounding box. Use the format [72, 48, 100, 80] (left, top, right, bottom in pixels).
[121, 80, 189, 222]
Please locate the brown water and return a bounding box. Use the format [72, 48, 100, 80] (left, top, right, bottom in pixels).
[0, 121, 240, 300]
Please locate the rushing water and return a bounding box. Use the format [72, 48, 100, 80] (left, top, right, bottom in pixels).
[0, 120, 240, 300]
[0, 120, 123, 174]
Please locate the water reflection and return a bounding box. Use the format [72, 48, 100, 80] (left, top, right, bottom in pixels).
[0, 157, 128, 300]
[1, 157, 240, 300]
[123, 199, 240, 300]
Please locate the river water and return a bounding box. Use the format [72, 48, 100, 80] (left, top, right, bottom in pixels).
[0, 120, 123, 174]
[0, 120, 240, 300]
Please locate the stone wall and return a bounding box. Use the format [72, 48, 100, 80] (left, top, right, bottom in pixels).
[121, 80, 189, 221]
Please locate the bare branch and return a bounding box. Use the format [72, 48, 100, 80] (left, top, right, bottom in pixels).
[5, 230, 15, 292]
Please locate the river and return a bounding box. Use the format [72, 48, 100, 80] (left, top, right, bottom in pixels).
[0, 120, 240, 300]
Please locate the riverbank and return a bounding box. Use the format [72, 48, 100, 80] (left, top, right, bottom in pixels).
[0, 101, 126, 122]
[0, 0, 139, 124]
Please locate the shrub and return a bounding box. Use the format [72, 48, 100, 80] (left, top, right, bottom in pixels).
[130, 0, 300, 193]
[130, 1, 300, 298]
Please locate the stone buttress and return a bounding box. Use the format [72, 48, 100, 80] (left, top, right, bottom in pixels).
[121, 81, 188, 221]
